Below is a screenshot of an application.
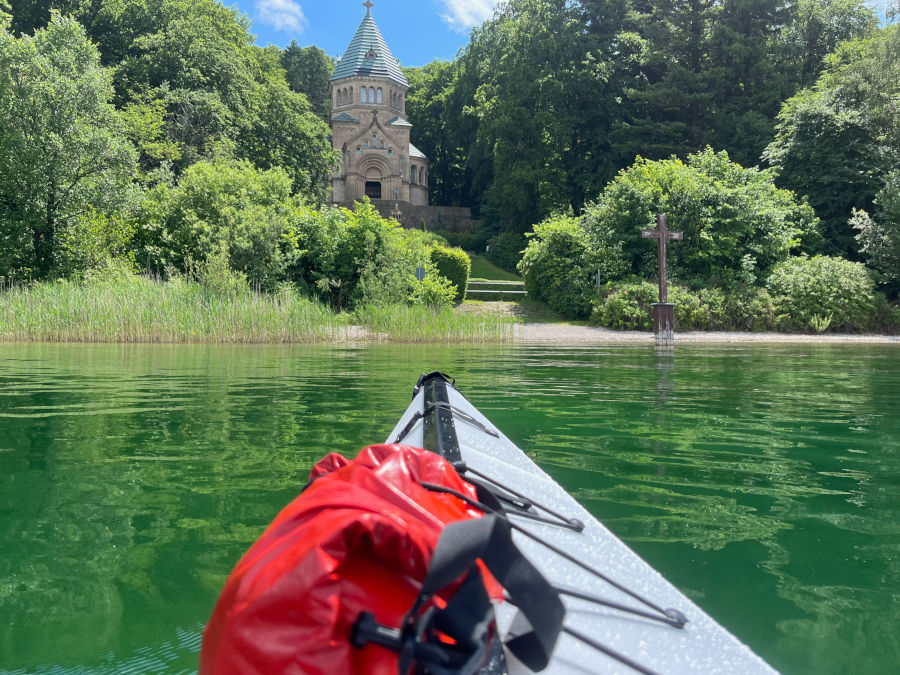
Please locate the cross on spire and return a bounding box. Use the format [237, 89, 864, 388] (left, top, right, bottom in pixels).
[363, 0, 374, 14]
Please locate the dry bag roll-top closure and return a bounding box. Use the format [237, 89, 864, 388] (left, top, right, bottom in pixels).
[200, 444, 565, 675]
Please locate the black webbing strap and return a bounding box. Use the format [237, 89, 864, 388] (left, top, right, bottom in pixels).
[420, 514, 565, 672]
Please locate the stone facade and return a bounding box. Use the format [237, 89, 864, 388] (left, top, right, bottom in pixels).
[329, 8, 429, 208]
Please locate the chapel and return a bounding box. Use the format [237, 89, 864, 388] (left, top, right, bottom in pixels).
[329, 2, 429, 208]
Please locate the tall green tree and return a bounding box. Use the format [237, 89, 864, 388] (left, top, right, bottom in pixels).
[763, 25, 900, 256]
[239, 48, 338, 200]
[451, 0, 637, 229]
[280, 41, 333, 121]
[853, 170, 900, 290]
[7, 0, 89, 36]
[782, 0, 878, 87]
[404, 60, 466, 207]
[0, 12, 135, 279]
[617, 0, 875, 166]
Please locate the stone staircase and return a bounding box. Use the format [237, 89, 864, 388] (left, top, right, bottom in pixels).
[466, 280, 527, 301]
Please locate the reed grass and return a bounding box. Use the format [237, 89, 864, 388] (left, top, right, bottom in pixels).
[354, 304, 514, 343]
[0, 276, 348, 343]
[0, 277, 514, 344]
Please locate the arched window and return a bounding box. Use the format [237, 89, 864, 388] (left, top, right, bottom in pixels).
[336, 91, 341, 107]
[349, 86, 353, 103]
[361, 87, 368, 103]
[411, 166, 417, 184]
[419, 168, 425, 184]
[356, 147, 361, 153]
[369, 87, 375, 102]
[376, 88, 383, 104]
[372, 134, 377, 147]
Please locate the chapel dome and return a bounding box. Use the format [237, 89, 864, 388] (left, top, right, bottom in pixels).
[330, 10, 408, 88]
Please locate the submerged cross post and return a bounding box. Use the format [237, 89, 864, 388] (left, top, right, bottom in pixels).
[641, 214, 683, 348]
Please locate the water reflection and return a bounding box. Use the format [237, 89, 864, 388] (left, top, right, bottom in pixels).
[0, 343, 898, 673]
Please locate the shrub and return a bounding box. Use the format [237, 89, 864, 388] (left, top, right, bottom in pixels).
[583, 148, 820, 287]
[409, 263, 456, 310]
[134, 159, 295, 290]
[195, 247, 249, 297]
[283, 199, 413, 309]
[726, 288, 778, 332]
[56, 209, 137, 279]
[486, 231, 526, 272]
[518, 215, 624, 320]
[429, 245, 470, 303]
[591, 282, 778, 332]
[591, 281, 656, 330]
[766, 256, 878, 332]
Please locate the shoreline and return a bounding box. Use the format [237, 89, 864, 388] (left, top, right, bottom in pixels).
[514, 323, 900, 344]
[2, 324, 897, 345]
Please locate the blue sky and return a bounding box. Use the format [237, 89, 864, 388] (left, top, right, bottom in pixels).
[229, 0, 502, 67]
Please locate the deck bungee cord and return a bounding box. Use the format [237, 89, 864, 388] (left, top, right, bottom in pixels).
[405, 372, 688, 675]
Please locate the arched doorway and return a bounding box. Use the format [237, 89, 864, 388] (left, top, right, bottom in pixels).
[364, 166, 383, 199]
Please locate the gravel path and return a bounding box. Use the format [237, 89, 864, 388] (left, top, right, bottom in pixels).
[515, 323, 900, 344]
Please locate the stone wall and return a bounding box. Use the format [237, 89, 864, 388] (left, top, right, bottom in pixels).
[336, 200, 478, 232]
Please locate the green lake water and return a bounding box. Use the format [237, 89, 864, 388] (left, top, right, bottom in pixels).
[1, 342, 898, 674]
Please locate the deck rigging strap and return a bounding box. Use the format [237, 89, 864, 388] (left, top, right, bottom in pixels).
[351, 514, 564, 674]
[421, 482, 684, 675]
[413, 372, 688, 673]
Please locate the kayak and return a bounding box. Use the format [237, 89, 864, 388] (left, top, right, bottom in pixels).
[385, 372, 776, 675]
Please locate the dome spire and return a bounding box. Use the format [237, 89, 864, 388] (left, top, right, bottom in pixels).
[330, 5, 408, 87]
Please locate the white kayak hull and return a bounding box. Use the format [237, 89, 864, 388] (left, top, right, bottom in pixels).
[386, 373, 776, 675]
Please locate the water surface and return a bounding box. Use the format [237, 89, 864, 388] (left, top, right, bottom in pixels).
[1, 343, 898, 673]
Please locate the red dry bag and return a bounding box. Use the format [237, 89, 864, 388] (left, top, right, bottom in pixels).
[200, 443, 563, 675]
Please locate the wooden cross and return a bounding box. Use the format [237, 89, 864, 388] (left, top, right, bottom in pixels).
[641, 214, 682, 304]
[363, 0, 374, 13]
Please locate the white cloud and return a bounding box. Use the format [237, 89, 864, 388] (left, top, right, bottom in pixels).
[440, 0, 501, 32]
[256, 0, 307, 33]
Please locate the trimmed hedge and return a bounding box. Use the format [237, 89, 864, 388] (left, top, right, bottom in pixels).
[430, 245, 471, 303]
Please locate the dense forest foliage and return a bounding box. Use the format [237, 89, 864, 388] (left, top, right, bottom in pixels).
[0, 0, 898, 331]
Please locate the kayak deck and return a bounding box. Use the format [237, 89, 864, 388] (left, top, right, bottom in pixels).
[386, 374, 775, 674]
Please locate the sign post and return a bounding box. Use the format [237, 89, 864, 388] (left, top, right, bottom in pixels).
[641, 214, 683, 348]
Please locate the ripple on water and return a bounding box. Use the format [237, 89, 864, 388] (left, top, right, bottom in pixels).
[1, 343, 899, 674]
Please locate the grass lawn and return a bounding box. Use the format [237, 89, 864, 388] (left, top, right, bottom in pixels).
[458, 298, 587, 325]
[468, 255, 522, 281]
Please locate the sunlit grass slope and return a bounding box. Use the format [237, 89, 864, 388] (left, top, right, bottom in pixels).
[468, 255, 522, 281]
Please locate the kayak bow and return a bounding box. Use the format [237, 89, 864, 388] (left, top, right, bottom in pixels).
[387, 372, 776, 675]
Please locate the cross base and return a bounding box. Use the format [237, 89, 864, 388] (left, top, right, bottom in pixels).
[651, 303, 676, 348]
